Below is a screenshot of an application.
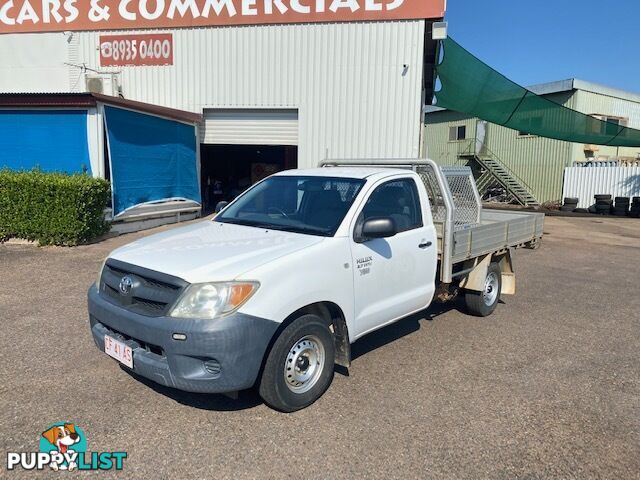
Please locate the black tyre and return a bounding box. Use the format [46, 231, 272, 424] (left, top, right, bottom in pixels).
[594, 194, 612, 201]
[560, 206, 575, 212]
[596, 199, 613, 206]
[632, 197, 640, 205]
[259, 314, 335, 412]
[464, 262, 502, 317]
[563, 197, 579, 205]
[615, 197, 630, 204]
[574, 208, 589, 214]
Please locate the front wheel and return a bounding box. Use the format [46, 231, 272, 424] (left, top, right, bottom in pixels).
[464, 262, 502, 317]
[259, 314, 335, 412]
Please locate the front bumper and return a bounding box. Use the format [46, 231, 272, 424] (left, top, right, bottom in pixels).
[87, 285, 279, 393]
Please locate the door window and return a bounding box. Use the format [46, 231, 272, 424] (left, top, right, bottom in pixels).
[358, 179, 423, 233]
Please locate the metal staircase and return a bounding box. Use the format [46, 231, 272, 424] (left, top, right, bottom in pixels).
[458, 141, 539, 207]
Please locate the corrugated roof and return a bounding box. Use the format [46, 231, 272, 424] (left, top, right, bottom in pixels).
[526, 79, 640, 104]
[0, 92, 202, 124]
[426, 78, 640, 114]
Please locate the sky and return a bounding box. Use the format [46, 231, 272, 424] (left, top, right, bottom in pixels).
[446, 0, 640, 94]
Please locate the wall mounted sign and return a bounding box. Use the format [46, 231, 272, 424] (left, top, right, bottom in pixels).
[0, 0, 445, 34]
[100, 33, 173, 66]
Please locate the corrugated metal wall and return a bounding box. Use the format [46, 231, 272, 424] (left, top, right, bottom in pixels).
[570, 90, 640, 161]
[0, 33, 71, 92]
[425, 88, 640, 205]
[563, 166, 640, 208]
[482, 120, 572, 204]
[423, 111, 477, 166]
[424, 102, 574, 203]
[73, 21, 426, 169]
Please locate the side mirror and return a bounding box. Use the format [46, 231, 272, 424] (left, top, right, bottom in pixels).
[214, 201, 229, 214]
[357, 217, 397, 243]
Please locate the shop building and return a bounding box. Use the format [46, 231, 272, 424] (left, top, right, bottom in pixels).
[0, 0, 446, 223]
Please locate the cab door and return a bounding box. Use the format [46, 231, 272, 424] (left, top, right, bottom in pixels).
[349, 176, 437, 338]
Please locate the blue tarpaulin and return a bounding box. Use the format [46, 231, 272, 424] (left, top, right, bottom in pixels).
[0, 110, 90, 173]
[104, 106, 200, 216]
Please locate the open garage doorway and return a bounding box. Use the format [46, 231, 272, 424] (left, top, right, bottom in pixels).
[200, 144, 298, 213]
[200, 108, 299, 213]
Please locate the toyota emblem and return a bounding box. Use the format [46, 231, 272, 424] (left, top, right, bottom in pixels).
[119, 276, 133, 295]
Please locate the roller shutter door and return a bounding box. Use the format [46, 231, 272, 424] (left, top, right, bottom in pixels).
[201, 109, 298, 146]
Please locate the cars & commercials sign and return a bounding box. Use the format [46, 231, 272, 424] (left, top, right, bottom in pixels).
[0, 0, 445, 34]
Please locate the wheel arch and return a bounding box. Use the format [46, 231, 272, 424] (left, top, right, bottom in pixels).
[256, 301, 351, 388]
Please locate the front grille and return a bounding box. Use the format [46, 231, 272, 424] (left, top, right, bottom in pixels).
[132, 297, 167, 312]
[99, 259, 188, 317]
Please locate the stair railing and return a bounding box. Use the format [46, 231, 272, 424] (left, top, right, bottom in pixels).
[478, 145, 536, 197]
[455, 139, 538, 205]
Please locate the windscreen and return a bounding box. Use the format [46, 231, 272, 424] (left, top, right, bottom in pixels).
[216, 176, 366, 237]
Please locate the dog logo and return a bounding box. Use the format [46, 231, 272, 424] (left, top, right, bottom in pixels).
[40, 423, 83, 471]
[119, 276, 133, 295]
[6, 423, 127, 472]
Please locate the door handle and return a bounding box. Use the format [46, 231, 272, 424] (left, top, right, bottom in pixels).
[419, 241, 432, 249]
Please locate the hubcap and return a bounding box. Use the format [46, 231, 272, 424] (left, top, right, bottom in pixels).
[284, 335, 325, 394]
[483, 271, 499, 307]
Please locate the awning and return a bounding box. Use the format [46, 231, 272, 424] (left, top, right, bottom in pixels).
[434, 38, 640, 147]
[104, 106, 200, 216]
[0, 110, 90, 173]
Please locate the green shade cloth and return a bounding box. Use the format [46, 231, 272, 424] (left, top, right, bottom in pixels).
[434, 37, 640, 147]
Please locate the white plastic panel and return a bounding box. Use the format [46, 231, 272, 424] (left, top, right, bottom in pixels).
[563, 166, 640, 208]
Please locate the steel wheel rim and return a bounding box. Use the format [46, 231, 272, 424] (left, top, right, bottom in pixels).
[483, 271, 499, 306]
[284, 335, 325, 394]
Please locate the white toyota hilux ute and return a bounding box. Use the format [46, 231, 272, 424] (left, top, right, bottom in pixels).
[88, 159, 544, 412]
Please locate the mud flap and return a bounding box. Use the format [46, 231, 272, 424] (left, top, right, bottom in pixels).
[458, 250, 515, 295]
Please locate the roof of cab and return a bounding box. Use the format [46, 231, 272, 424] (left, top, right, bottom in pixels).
[275, 167, 411, 180]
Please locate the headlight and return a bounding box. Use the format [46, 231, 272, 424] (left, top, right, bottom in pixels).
[169, 282, 259, 319]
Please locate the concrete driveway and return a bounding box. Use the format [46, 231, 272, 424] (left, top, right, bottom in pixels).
[1, 216, 638, 479]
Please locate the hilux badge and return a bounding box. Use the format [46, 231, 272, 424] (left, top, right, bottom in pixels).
[119, 276, 133, 295]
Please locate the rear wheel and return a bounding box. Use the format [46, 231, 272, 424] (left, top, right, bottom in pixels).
[259, 314, 335, 412]
[464, 262, 502, 317]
